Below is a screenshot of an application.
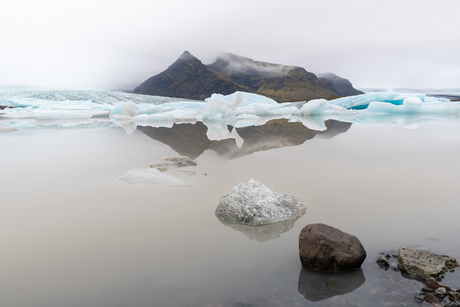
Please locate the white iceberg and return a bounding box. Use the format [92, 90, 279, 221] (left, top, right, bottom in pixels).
[117, 168, 190, 187]
[328, 89, 450, 110]
[202, 92, 243, 121]
[215, 178, 307, 225]
[294, 99, 327, 116]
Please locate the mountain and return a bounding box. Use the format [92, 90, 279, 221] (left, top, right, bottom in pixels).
[133, 51, 249, 100]
[316, 73, 363, 96]
[133, 51, 361, 102]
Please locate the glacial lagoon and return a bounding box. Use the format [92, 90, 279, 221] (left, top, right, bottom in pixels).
[1, 90, 460, 306]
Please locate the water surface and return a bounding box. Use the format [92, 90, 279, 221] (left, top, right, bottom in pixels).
[1, 121, 460, 307]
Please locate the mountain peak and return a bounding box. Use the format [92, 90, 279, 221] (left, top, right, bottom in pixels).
[177, 50, 196, 61]
[133, 51, 247, 100]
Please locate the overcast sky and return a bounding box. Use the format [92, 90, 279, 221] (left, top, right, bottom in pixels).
[1, 0, 459, 90]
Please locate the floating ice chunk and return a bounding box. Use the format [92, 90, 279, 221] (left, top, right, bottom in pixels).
[159, 101, 206, 110]
[216, 178, 307, 225]
[365, 100, 460, 115]
[402, 97, 423, 109]
[1, 109, 94, 120]
[328, 89, 433, 109]
[288, 101, 306, 109]
[50, 105, 95, 110]
[150, 156, 197, 172]
[207, 91, 277, 107]
[137, 105, 163, 115]
[202, 93, 243, 121]
[120, 101, 137, 117]
[112, 101, 138, 116]
[294, 99, 327, 116]
[117, 168, 190, 187]
[253, 105, 282, 117]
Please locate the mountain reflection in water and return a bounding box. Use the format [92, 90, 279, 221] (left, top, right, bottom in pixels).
[138, 119, 351, 159]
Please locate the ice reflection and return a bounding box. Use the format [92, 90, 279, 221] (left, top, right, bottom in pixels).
[289, 115, 327, 131]
[217, 216, 304, 242]
[138, 119, 351, 159]
[298, 268, 366, 302]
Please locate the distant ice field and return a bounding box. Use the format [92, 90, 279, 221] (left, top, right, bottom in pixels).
[1, 89, 460, 135]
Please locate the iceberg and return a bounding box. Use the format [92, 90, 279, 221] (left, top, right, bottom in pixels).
[365, 98, 460, 115]
[202, 92, 243, 121]
[117, 168, 190, 187]
[329, 89, 451, 110]
[215, 178, 307, 226]
[294, 99, 327, 116]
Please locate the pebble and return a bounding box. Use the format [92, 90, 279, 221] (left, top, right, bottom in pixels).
[426, 292, 441, 304]
[422, 287, 434, 293]
[377, 257, 390, 268]
[435, 287, 447, 296]
[414, 294, 425, 303]
[427, 277, 440, 290]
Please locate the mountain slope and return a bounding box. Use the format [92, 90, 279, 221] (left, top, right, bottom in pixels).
[317, 72, 363, 96]
[208, 53, 339, 101]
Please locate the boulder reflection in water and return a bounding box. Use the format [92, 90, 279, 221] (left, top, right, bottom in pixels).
[298, 268, 365, 302]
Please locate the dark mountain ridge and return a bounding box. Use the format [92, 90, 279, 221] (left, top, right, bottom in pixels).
[133, 51, 362, 102]
[132, 51, 249, 100]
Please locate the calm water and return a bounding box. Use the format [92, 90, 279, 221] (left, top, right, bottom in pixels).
[1, 120, 460, 307]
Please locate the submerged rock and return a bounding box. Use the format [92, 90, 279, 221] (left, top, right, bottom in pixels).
[298, 223, 367, 272]
[215, 178, 306, 226]
[150, 156, 197, 172]
[398, 247, 459, 279]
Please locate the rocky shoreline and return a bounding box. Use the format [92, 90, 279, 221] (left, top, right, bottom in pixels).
[377, 248, 460, 306]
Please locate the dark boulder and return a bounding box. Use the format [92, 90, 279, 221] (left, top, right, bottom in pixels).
[299, 223, 366, 272]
